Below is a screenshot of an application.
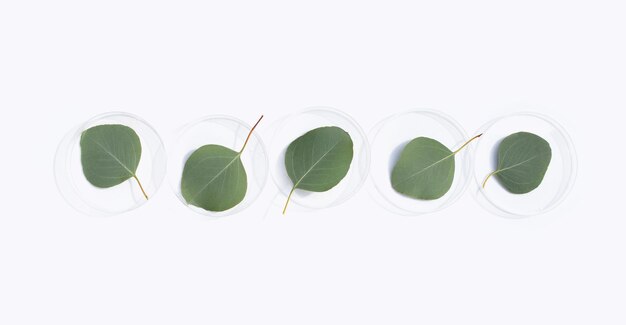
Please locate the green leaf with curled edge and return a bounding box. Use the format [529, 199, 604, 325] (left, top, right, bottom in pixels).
[482, 131, 552, 194]
[391, 134, 482, 200]
[282, 126, 354, 214]
[180, 116, 263, 212]
[80, 124, 148, 200]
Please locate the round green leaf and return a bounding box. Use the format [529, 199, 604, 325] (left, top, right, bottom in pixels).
[391, 137, 455, 200]
[282, 126, 354, 214]
[483, 132, 552, 194]
[390, 134, 482, 200]
[80, 124, 143, 186]
[179, 115, 263, 213]
[180, 145, 247, 212]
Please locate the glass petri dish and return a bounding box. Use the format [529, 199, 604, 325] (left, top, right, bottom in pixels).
[471, 112, 577, 218]
[367, 110, 473, 215]
[269, 107, 370, 212]
[54, 112, 167, 217]
[169, 115, 268, 217]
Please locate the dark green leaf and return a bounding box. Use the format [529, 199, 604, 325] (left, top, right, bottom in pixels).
[180, 116, 263, 212]
[283, 126, 353, 214]
[483, 132, 552, 194]
[180, 145, 247, 212]
[391, 135, 481, 200]
[80, 124, 148, 199]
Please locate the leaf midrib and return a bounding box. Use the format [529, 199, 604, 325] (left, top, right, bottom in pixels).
[93, 140, 135, 176]
[292, 140, 341, 189]
[392, 146, 453, 186]
[496, 156, 539, 175]
[189, 153, 242, 203]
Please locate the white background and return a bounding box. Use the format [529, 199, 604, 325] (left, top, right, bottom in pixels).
[1, 0, 625, 324]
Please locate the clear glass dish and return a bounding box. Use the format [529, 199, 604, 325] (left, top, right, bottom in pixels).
[169, 115, 268, 217]
[471, 112, 577, 218]
[269, 107, 370, 212]
[54, 112, 167, 217]
[367, 110, 473, 215]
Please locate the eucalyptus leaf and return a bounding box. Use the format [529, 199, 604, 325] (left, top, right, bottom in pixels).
[180, 116, 263, 212]
[80, 124, 148, 199]
[282, 126, 353, 214]
[482, 131, 551, 194]
[391, 134, 482, 200]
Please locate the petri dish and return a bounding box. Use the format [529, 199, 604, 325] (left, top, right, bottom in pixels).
[169, 115, 268, 217]
[54, 112, 167, 217]
[367, 110, 474, 215]
[269, 107, 370, 212]
[471, 112, 577, 218]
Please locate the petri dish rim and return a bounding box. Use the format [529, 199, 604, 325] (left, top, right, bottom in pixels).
[54, 111, 167, 217]
[470, 111, 578, 218]
[367, 109, 473, 216]
[269, 106, 371, 211]
[169, 114, 269, 218]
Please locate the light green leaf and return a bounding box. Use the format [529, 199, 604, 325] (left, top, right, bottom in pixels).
[391, 134, 482, 200]
[80, 124, 148, 199]
[283, 126, 354, 214]
[180, 116, 263, 212]
[483, 132, 552, 194]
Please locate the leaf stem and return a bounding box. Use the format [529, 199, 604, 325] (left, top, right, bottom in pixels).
[482, 170, 499, 189]
[239, 115, 264, 154]
[282, 186, 296, 215]
[133, 175, 149, 200]
[453, 133, 483, 155]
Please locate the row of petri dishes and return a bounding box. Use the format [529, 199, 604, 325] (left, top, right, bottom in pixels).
[54, 107, 577, 219]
